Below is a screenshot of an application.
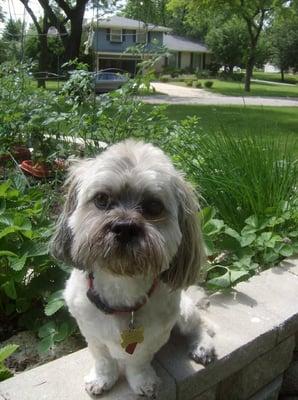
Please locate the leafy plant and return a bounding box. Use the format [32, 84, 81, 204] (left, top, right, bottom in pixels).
[200, 203, 298, 291]
[171, 129, 297, 231]
[194, 81, 202, 88]
[0, 176, 74, 349]
[0, 344, 19, 381]
[204, 81, 214, 88]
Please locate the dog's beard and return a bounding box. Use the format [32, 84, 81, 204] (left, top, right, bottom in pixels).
[71, 210, 168, 277]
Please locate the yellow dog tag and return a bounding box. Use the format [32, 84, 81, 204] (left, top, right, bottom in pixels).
[120, 326, 144, 354]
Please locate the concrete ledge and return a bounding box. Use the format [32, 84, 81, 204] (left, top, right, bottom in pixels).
[1, 257, 298, 400]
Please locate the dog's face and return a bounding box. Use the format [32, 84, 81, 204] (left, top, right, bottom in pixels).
[51, 140, 205, 288]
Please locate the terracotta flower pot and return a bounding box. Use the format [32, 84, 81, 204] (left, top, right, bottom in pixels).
[20, 160, 51, 178]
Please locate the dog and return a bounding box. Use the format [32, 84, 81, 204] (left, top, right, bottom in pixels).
[51, 140, 215, 398]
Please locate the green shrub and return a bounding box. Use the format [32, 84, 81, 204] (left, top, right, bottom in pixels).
[185, 80, 193, 87]
[204, 80, 214, 88]
[160, 76, 169, 83]
[194, 81, 202, 88]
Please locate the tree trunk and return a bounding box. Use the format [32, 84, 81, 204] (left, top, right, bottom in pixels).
[244, 52, 255, 92]
[63, 6, 85, 62]
[281, 68, 284, 82]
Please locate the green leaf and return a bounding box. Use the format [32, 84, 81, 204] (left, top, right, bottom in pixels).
[0, 181, 11, 197]
[37, 335, 54, 353]
[229, 270, 250, 285]
[288, 231, 298, 238]
[0, 199, 6, 215]
[207, 271, 230, 289]
[8, 254, 27, 271]
[263, 250, 279, 263]
[0, 365, 13, 381]
[54, 322, 70, 342]
[38, 321, 56, 338]
[0, 226, 19, 239]
[203, 234, 215, 256]
[0, 250, 17, 257]
[224, 227, 241, 241]
[45, 299, 65, 316]
[199, 207, 216, 225]
[245, 215, 258, 228]
[279, 245, 294, 257]
[240, 233, 256, 247]
[204, 219, 225, 236]
[2, 280, 17, 299]
[27, 243, 49, 257]
[0, 344, 19, 362]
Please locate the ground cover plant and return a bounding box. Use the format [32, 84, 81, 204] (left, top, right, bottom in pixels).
[0, 61, 297, 374]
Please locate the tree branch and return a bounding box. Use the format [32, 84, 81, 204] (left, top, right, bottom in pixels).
[19, 0, 43, 34]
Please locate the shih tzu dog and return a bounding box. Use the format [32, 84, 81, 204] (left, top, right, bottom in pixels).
[51, 140, 215, 398]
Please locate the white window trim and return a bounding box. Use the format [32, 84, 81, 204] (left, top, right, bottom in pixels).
[110, 28, 122, 43]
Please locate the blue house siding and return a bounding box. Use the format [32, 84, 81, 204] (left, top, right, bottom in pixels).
[93, 28, 163, 53]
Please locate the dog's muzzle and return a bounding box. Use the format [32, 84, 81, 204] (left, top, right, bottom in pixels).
[110, 220, 143, 244]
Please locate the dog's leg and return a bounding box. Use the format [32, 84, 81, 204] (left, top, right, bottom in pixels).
[84, 340, 119, 397]
[177, 290, 216, 365]
[125, 360, 160, 399]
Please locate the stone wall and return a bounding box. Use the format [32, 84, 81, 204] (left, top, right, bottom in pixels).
[280, 332, 298, 399]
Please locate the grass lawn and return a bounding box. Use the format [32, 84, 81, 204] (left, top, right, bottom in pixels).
[253, 72, 298, 85]
[167, 79, 298, 98]
[143, 104, 298, 155]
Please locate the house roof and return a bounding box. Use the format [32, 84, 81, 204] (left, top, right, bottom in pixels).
[163, 34, 209, 53]
[96, 16, 171, 32]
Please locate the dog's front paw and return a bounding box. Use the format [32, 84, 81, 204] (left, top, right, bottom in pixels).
[189, 341, 216, 366]
[84, 367, 118, 397]
[85, 380, 108, 397]
[127, 365, 160, 399]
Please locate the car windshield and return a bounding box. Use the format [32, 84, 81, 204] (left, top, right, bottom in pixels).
[95, 73, 125, 81]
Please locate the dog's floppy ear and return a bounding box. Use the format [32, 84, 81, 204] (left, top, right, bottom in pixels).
[50, 160, 88, 266]
[162, 174, 206, 289]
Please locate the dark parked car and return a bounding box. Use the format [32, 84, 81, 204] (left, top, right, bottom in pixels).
[94, 69, 129, 93]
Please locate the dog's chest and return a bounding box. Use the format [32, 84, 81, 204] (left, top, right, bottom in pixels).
[64, 270, 180, 354]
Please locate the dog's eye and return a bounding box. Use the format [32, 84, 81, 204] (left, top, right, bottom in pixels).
[141, 199, 164, 218]
[94, 193, 110, 209]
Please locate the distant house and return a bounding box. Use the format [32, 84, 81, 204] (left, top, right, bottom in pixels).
[91, 16, 210, 74]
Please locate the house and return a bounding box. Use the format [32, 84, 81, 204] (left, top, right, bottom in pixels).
[91, 16, 210, 74]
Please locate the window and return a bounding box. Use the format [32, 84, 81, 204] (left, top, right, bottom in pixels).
[136, 30, 147, 43]
[110, 29, 122, 43]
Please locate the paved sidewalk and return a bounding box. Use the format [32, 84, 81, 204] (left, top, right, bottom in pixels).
[142, 82, 298, 107]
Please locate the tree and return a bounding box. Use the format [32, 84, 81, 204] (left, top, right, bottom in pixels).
[19, 0, 89, 63]
[124, 0, 169, 26]
[168, 0, 286, 91]
[269, 10, 298, 79]
[0, 19, 23, 63]
[205, 16, 248, 73]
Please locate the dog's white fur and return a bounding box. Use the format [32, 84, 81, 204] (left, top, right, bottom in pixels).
[51, 140, 215, 398]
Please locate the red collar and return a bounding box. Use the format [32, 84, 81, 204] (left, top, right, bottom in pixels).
[87, 273, 158, 315]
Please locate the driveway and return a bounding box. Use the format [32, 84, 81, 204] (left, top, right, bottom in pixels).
[142, 82, 298, 107]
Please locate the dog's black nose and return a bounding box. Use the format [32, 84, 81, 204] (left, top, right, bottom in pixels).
[111, 221, 142, 241]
